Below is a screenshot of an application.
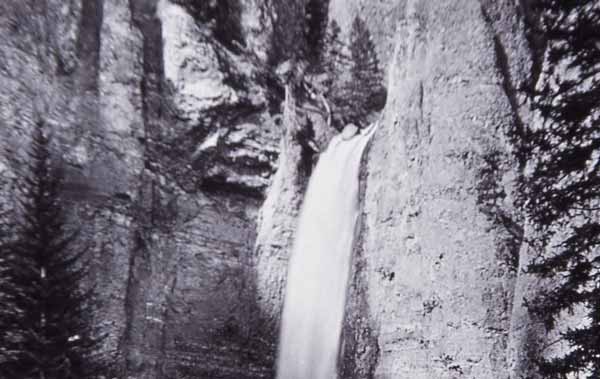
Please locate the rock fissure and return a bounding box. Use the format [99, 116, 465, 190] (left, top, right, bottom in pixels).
[480, 3, 527, 146]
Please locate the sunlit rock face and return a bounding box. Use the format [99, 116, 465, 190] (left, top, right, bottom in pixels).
[158, 0, 280, 195]
[340, 1, 539, 378]
[158, 0, 238, 122]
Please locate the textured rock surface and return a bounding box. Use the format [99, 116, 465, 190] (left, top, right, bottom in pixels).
[158, 1, 238, 123]
[343, 1, 540, 377]
[158, 0, 280, 195]
[346, 1, 525, 376]
[0, 0, 278, 378]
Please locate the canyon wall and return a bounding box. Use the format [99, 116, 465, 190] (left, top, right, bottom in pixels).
[0, 1, 278, 377]
[340, 0, 530, 377]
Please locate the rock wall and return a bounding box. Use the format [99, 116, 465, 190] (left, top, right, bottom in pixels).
[342, 0, 530, 376]
[0, 0, 279, 378]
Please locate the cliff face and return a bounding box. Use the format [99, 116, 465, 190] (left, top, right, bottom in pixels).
[0, 1, 278, 378]
[342, 1, 531, 376]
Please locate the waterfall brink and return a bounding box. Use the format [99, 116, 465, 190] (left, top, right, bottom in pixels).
[276, 125, 376, 379]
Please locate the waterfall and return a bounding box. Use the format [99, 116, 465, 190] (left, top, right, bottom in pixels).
[276, 125, 376, 379]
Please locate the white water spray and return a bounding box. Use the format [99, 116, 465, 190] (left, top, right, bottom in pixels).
[276, 125, 376, 379]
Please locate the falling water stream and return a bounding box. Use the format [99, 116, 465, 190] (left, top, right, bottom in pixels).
[276, 125, 376, 379]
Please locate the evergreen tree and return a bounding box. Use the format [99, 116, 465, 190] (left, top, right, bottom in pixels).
[269, 0, 307, 67]
[336, 16, 386, 127]
[304, 0, 331, 69]
[321, 20, 350, 97]
[349, 16, 386, 116]
[521, 1, 600, 377]
[0, 121, 104, 379]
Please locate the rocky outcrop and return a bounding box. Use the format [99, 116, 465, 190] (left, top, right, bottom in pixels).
[159, 1, 238, 122]
[158, 0, 280, 196]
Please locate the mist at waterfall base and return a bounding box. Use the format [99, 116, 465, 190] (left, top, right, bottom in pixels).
[276, 125, 376, 379]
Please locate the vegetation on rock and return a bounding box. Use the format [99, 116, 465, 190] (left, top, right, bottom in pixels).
[304, 0, 331, 69]
[317, 16, 386, 128]
[0, 121, 104, 379]
[343, 16, 387, 126]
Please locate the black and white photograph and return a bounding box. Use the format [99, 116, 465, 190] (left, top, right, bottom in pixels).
[0, 0, 598, 378]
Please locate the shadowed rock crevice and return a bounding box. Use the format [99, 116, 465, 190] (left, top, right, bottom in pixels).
[121, 227, 154, 376]
[479, 3, 527, 147]
[119, 2, 169, 377]
[76, 0, 103, 85]
[200, 177, 266, 200]
[475, 151, 524, 271]
[130, 0, 166, 131]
